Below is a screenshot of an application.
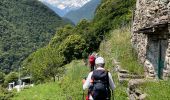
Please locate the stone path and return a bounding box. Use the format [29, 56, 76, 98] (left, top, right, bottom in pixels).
[113, 59, 147, 100]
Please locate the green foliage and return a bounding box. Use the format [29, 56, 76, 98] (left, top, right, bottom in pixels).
[13, 27, 143, 99]
[49, 25, 74, 48]
[139, 80, 170, 99]
[99, 28, 144, 74]
[0, 71, 5, 84]
[22, 46, 65, 83]
[0, 85, 16, 100]
[12, 82, 64, 100]
[58, 34, 86, 62]
[4, 72, 18, 87]
[12, 60, 89, 100]
[0, 0, 68, 73]
[20, 0, 136, 84]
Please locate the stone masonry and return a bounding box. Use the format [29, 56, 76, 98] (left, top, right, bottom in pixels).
[132, 0, 170, 79]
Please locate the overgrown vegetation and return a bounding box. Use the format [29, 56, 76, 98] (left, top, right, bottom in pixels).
[0, 0, 68, 73]
[100, 28, 144, 74]
[13, 27, 143, 100]
[99, 28, 143, 100]
[139, 80, 170, 100]
[22, 0, 136, 83]
[13, 60, 89, 100]
[0, 85, 16, 100]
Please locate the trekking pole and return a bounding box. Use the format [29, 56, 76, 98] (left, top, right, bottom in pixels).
[112, 90, 114, 100]
[83, 90, 84, 100]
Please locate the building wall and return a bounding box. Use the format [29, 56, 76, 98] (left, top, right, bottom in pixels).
[132, 0, 170, 79]
[133, 0, 169, 32]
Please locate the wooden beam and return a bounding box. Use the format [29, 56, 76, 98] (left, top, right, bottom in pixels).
[134, 23, 168, 34]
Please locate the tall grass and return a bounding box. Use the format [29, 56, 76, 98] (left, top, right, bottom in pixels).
[139, 80, 170, 100]
[99, 27, 144, 74]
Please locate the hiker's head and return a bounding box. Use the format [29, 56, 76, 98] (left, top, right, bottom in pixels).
[95, 57, 105, 68]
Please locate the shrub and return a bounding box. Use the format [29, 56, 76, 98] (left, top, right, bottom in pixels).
[4, 72, 18, 87]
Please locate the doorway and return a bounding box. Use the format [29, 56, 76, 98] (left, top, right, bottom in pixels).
[146, 36, 168, 79]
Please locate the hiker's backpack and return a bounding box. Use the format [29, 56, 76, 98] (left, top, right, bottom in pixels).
[89, 55, 95, 66]
[89, 70, 111, 100]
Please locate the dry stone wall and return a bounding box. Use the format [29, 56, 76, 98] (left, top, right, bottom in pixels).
[132, 0, 170, 79]
[163, 39, 170, 79]
[133, 0, 169, 32]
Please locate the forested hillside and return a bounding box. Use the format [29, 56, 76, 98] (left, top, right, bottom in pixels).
[22, 0, 136, 83]
[0, 0, 69, 73]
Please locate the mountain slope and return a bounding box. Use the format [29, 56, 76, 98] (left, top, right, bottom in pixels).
[0, 0, 68, 73]
[39, 1, 65, 16]
[64, 0, 101, 24]
[39, 0, 91, 16]
[20, 0, 136, 83]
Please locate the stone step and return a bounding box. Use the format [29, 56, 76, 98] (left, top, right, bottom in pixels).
[118, 78, 129, 83]
[130, 75, 145, 79]
[148, 73, 156, 77]
[135, 89, 142, 96]
[119, 70, 129, 73]
[119, 73, 130, 78]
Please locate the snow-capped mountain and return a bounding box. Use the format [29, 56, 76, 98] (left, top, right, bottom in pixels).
[39, 0, 91, 16]
[64, 0, 101, 24]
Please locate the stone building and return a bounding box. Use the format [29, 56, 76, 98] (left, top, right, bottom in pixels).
[132, 0, 170, 79]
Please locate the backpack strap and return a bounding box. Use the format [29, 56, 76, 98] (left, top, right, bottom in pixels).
[106, 70, 109, 88]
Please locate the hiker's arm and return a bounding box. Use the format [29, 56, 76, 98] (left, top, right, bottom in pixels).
[108, 72, 116, 90]
[83, 72, 93, 90]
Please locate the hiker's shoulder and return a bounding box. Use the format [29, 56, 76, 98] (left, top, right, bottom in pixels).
[88, 71, 93, 76]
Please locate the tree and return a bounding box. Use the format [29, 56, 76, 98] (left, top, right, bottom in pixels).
[0, 71, 5, 84]
[22, 46, 65, 83]
[4, 72, 18, 87]
[43, 47, 65, 82]
[58, 34, 86, 62]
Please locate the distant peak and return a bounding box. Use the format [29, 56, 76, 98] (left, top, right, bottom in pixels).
[39, 0, 91, 10]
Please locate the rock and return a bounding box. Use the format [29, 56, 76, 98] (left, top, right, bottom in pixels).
[135, 89, 142, 96]
[129, 94, 136, 100]
[159, 15, 168, 22]
[119, 73, 130, 78]
[148, 73, 155, 77]
[130, 75, 145, 79]
[139, 93, 147, 100]
[119, 69, 129, 73]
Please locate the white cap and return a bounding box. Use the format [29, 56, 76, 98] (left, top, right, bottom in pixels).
[95, 57, 104, 64]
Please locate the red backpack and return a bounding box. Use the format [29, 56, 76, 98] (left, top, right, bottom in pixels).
[89, 55, 95, 66]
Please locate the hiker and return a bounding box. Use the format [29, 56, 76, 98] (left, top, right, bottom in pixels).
[88, 52, 96, 71]
[83, 57, 115, 100]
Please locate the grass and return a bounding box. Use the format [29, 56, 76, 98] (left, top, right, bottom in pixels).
[99, 27, 144, 75]
[13, 27, 170, 100]
[139, 80, 170, 100]
[12, 60, 89, 100]
[12, 27, 144, 100]
[99, 27, 144, 100]
[13, 82, 64, 100]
